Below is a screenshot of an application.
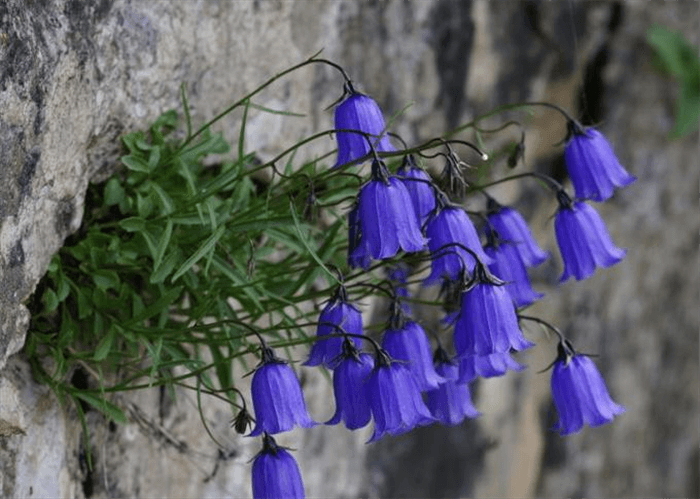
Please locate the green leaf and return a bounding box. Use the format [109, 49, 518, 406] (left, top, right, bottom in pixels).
[121, 155, 150, 173]
[151, 109, 179, 141]
[56, 274, 70, 302]
[249, 101, 306, 117]
[122, 131, 145, 154]
[676, 78, 700, 138]
[647, 25, 700, 138]
[148, 181, 176, 215]
[171, 225, 226, 282]
[147, 146, 161, 172]
[47, 256, 59, 273]
[175, 157, 198, 195]
[92, 269, 120, 292]
[77, 289, 93, 320]
[282, 218, 343, 296]
[227, 216, 294, 234]
[151, 248, 181, 284]
[57, 308, 76, 348]
[104, 178, 125, 206]
[153, 219, 173, 270]
[94, 325, 117, 361]
[136, 192, 155, 219]
[42, 288, 59, 313]
[73, 392, 129, 424]
[119, 217, 146, 233]
[125, 286, 183, 326]
[289, 199, 339, 285]
[210, 255, 264, 312]
[140, 230, 158, 260]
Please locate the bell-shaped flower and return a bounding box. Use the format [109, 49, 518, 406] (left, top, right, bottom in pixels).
[457, 351, 526, 384]
[366, 352, 435, 442]
[252, 433, 305, 499]
[564, 123, 636, 202]
[387, 263, 413, 316]
[425, 347, 480, 425]
[347, 204, 371, 270]
[249, 347, 316, 436]
[484, 241, 544, 308]
[425, 201, 491, 285]
[486, 202, 548, 268]
[304, 285, 363, 369]
[381, 318, 445, 392]
[334, 88, 395, 168]
[550, 339, 625, 435]
[554, 197, 626, 282]
[396, 155, 437, 227]
[326, 339, 374, 430]
[356, 160, 427, 261]
[453, 268, 534, 357]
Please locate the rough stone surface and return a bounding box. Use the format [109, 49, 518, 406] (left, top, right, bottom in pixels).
[1, 0, 698, 498]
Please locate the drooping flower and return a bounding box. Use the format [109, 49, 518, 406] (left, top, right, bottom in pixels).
[249, 347, 316, 436]
[425, 347, 480, 425]
[550, 339, 625, 435]
[333, 87, 395, 168]
[381, 318, 445, 392]
[484, 241, 544, 308]
[387, 263, 413, 316]
[456, 351, 526, 384]
[425, 199, 491, 285]
[396, 155, 437, 227]
[252, 433, 305, 499]
[347, 204, 371, 270]
[554, 197, 626, 282]
[564, 123, 636, 202]
[453, 269, 534, 357]
[326, 339, 374, 430]
[304, 285, 363, 369]
[356, 160, 427, 261]
[486, 202, 548, 268]
[366, 352, 435, 442]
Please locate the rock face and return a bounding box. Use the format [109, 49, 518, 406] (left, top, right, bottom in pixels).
[1, 1, 698, 498]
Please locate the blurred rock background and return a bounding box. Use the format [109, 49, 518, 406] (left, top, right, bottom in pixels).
[1, 1, 697, 497]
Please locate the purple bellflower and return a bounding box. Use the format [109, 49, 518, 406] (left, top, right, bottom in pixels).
[425, 347, 480, 425]
[484, 240, 544, 308]
[381, 315, 445, 392]
[252, 433, 305, 499]
[396, 155, 437, 227]
[326, 339, 374, 430]
[453, 265, 534, 357]
[387, 263, 413, 316]
[554, 195, 626, 282]
[250, 347, 316, 436]
[457, 351, 526, 384]
[333, 86, 395, 168]
[425, 196, 492, 285]
[366, 350, 435, 442]
[356, 160, 427, 261]
[304, 285, 363, 369]
[550, 338, 625, 435]
[564, 123, 636, 202]
[348, 203, 371, 270]
[486, 201, 548, 268]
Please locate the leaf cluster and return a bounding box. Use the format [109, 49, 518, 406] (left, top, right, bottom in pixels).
[25, 105, 353, 435]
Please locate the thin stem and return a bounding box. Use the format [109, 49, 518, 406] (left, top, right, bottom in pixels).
[179, 52, 351, 151]
[518, 314, 565, 342]
[470, 171, 567, 195]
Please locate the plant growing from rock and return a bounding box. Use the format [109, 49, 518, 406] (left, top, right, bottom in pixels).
[24, 53, 631, 497]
